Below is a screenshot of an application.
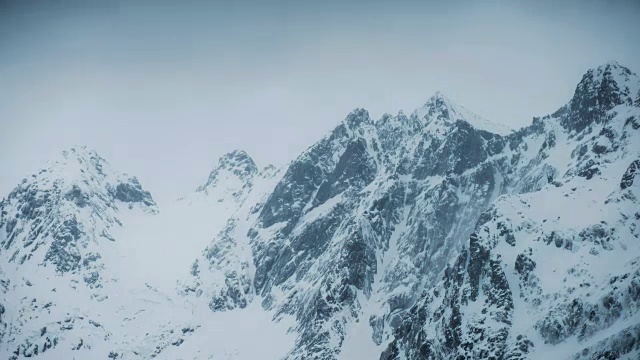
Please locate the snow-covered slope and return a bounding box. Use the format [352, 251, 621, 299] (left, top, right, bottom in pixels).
[178, 157, 282, 312]
[121, 149, 267, 292]
[382, 62, 640, 359]
[2, 61, 640, 360]
[0, 146, 159, 357]
[0, 147, 291, 360]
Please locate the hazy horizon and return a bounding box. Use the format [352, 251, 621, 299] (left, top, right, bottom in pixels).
[1, 0, 639, 203]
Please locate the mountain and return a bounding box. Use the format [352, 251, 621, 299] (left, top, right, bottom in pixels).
[178, 151, 282, 312]
[0, 146, 160, 358]
[204, 61, 640, 359]
[0, 147, 292, 360]
[196, 150, 259, 195]
[2, 61, 640, 360]
[0, 146, 158, 288]
[380, 62, 640, 359]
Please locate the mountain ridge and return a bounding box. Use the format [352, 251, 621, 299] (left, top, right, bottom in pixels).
[2, 61, 639, 359]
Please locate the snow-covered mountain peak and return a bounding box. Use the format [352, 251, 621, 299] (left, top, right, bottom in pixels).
[215, 150, 258, 176]
[53, 146, 117, 178]
[561, 61, 640, 133]
[218, 150, 256, 168]
[36, 146, 111, 189]
[593, 60, 634, 75]
[342, 108, 372, 131]
[7, 146, 155, 209]
[417, 91, 453, 120]
[426, 90, 449, 103]
[578, 61, 639, 102]
[196, 150, 258, 193]
[59, 145, 101, 163]
[415, 91, 513, 135]
[0, 146, 157, 292]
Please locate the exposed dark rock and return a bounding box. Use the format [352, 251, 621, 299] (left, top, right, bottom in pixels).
[113, 178, 155, 206]
[621, 159, 640, 189]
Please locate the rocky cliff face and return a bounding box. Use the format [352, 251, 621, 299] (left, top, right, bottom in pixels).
[201, 62, 640, 359]
[381, 62, 640, 360]
[2, 62, 639, 360]
[241, 94, 516, 359]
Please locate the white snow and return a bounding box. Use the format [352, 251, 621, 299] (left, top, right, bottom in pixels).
[415, 92, 514, 135]
[3, 62, 640, 360]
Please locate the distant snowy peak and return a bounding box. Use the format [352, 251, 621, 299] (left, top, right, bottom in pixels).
[415, 91, 513, 135]
[0, 146, 156, 276]
[584, 62, 639, 103]
[218, 150, 258, 173]
[342, 108, 372, 131]
[562, 61, 640, 132]
[196, 150, 258, 192]
[188, 150, 264, 208]
[34, 146, 118, 190]
[7, 145, 155, 209]
[582, 61, 640, 100]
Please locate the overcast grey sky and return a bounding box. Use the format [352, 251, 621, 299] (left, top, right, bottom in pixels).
[1, 0, 639, 203]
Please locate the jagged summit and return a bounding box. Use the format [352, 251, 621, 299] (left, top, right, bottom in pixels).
[5, 145, 156, 210]
[41, 146, 109, 183]
[603, 60, 625, 68]
[423, 90, 450, 105]
[578, 61, 639, 102]
[342, 108, 372, 131]
[59, 145, 102, 161]
[339, 93, 512, 137]
[594, 60, 633, 73]
[10, 146, 154, 208]
[0, 146, 156, 276]
[416, 91, 452, 122]
[219, 149, 255, 166]
[561, 61, 640, 132]
[197, 150, 258, 192]
[415, 91, 513, 135]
